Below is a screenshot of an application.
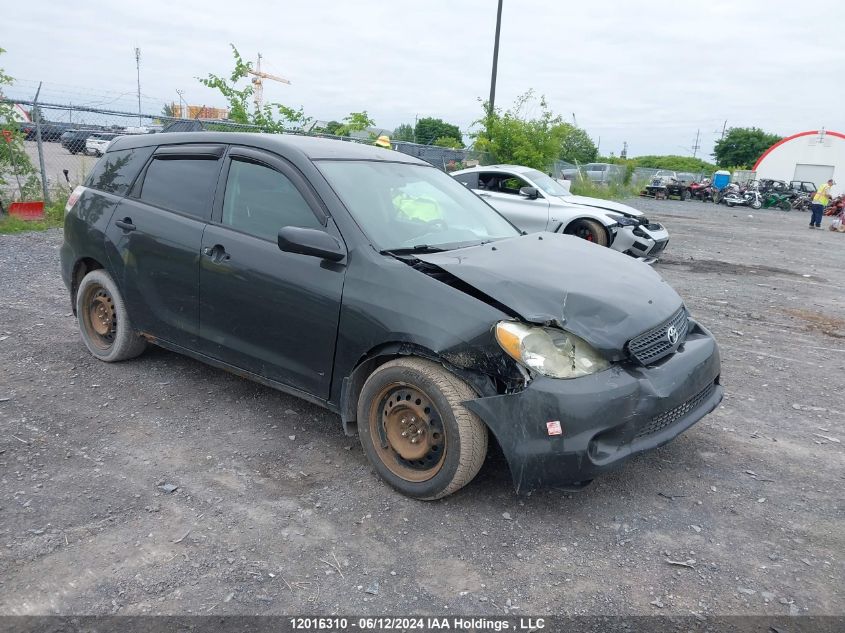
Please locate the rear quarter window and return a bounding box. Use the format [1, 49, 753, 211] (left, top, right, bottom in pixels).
[85, 146, 154, 195]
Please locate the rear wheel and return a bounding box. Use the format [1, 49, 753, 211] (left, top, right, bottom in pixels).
[778, 200, 791, 211]
[76, 269, 146, 362]
[357, 357, 488, 500]
[564, 219, 609, 246]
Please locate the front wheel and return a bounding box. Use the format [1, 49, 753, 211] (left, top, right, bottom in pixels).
[682, 189, 691, 201]
[76, 269, 147, 362]
[750, 198, 762, 210]
[778, 200, 791, 211]
[357, 358, 488, 500]
[564, 219, 609, 246]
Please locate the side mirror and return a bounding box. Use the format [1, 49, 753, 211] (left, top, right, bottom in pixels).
[519, 186, 540, 200]
[277, 226, 345, 262]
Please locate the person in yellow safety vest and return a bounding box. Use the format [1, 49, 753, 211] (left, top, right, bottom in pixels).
[810, 178, 835, 229]
[374, 135, 391, 149]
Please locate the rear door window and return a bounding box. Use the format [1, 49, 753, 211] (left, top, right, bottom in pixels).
[139, 156, 222, 220]
[85, 146, 154, 195]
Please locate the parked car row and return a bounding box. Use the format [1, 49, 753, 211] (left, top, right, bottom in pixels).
[62, 133, 722, 500]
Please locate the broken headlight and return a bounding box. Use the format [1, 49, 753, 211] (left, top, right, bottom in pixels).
[495, 322, 610, 379]
[613, 216, 640, 227]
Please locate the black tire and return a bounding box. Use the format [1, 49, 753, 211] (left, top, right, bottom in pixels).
[357, 357, 488, 500]
[75, 269, 146, 362]
[682, 189, 691, 201]
[564, 219, 609, 246]
[778, 200, 791, 211]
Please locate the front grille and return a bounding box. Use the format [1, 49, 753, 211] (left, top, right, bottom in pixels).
[650, 239, 668, 256]
[635, 382, 716, 440]
[627, 307, 689, 365]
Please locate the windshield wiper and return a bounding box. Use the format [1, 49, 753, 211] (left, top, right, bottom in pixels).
[381, 244, 448, 255]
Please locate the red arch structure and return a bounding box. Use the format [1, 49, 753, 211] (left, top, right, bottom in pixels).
[752, 130, 845, 171]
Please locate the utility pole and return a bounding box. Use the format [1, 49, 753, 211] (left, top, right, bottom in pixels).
[176, 89, 186, 118]
[692, 128, 701, 158]
[33, 82, 50, 204]
[572, 113, 578, 127]
[135, 47, 142, 125]
[720, 120, 727, 140]
[487, 0, 504, 127]
[621, 141, 628, 160]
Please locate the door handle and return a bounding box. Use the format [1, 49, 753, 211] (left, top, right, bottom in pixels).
[203, 244, 230, 263]
[115, 217, 136, 231]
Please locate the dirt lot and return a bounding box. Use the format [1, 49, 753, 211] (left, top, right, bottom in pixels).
[0, 199, 843, 617]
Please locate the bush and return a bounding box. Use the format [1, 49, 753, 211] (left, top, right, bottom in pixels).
[569, 179, 641, 200]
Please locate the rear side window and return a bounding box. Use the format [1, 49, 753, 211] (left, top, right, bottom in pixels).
[453, 172, 478, 189]
[140, 157, 221, 220]
[85, 146, 154, 195]
[222, 159, 321, 241]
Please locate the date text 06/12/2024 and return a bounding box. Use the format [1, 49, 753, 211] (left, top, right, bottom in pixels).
[288, 617, 546, 631]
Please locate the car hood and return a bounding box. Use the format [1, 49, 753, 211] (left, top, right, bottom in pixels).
[416, 233, 682, 360]
[558, 195, 643, 217]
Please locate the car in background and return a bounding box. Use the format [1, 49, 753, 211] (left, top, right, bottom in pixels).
[61, 129, 102, 154]
[581, 162, 624, 185]
[85, 133, 119, 157]
[790, 180, 817, 195]
[452, 165, 669, 263]
[19, 121, 71, 142]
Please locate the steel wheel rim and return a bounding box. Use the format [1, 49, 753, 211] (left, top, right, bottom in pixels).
[369, 382, 447, 482]
[82, 284, 117, 350]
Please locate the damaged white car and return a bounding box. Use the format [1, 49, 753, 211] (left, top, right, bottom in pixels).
[452, 165, 669, 263]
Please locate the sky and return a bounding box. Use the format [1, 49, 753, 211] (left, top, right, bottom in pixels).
[4, 0, 845, 159]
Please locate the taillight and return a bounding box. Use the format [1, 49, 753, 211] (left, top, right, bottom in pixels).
[65, 185, 86, 215]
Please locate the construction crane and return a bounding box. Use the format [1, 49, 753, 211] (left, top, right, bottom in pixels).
[248, 53, 290, 110]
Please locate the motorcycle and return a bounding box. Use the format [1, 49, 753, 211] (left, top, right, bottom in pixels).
[824, 194, 845, 216]
[791, 193, 812, 212]
[689, 181, 715, 202]
[761, 191, 793, 211]
[722, 183, 762, 209]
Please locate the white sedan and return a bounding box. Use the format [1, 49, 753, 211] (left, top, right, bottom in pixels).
[452, 165, 669, 263]
[84, 133, 119, 157]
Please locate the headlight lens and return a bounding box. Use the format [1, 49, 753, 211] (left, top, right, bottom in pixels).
[495, 321, 611, 379]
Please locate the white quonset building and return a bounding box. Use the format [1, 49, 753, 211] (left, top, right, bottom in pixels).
[753, 129, 845, 192]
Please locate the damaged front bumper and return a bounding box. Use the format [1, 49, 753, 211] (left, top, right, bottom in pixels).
[463, 319, 722, 493]
[612, 223, 670, 264]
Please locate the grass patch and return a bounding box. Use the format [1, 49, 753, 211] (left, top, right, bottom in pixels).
[569, 179, 641, 200]
[0, 196, 66, 234]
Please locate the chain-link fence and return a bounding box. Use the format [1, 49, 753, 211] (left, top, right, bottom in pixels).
[1, 98, 494, 209]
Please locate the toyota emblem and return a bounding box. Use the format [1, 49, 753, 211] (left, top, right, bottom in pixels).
[666, 325, 679, 345]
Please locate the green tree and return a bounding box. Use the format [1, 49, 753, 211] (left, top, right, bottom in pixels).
[198, 44, 310, 132]
[473, 90, 597, 170]
[415, 117, 463, 146]
[631, 155, 717, 172]
[0, 48, 39, 204]
[433, 136, 462, 149]
[713, 127, 782, 168]
[393, 123, 415, 142]
[333, 111, 375, 137]
[323, 120, 343, 135]
[161, 103, 175, 118]
[554, 123, 598, 164]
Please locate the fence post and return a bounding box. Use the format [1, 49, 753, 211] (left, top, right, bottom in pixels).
[32, 82, 51, 205]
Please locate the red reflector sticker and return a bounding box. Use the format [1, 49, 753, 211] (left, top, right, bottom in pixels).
[546, 421, 563, 436]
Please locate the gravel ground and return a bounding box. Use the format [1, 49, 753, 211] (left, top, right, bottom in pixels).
[0, 199, 843, 617]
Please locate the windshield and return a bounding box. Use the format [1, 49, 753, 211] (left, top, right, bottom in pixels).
[318, 161, 520, 251]
[521, 169, 573, 197]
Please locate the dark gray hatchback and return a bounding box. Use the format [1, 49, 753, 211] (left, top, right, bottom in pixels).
[61, 133, 723, 499]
